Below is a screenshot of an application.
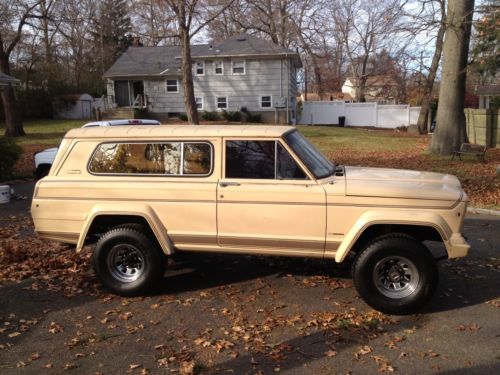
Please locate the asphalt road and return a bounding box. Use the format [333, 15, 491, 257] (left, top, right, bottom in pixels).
[0, 182, 499, 374]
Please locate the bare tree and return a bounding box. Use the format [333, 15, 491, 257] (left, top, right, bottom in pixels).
[415, 0, 446, 134]
[0, 0, 41, 137]
[130, 0, 178, 46]
[164, 0, 235, 124]
[330, 0, 407, 102]
[430, 0, 475, 155]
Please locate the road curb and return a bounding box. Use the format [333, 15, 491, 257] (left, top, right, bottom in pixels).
[467, 206, 500, 216]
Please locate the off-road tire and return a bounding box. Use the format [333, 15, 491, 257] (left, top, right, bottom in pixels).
[93, 227, 166, 296]
[352, 233, 438, 315]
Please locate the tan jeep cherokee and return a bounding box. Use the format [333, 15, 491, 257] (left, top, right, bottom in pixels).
[31, 125, 470, 314]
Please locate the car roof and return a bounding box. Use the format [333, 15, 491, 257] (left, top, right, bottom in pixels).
[82, 119, 160, 127]
[65, 125, 296, 139]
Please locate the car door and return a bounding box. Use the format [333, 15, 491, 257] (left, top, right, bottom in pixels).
[217, 138, 327, 257]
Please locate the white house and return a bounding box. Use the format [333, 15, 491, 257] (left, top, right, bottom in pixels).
[103, 34, 302, 124]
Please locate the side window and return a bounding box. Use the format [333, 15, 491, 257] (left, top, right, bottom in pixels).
[195, 61, 204, 76]
[166, 80, 178, 93]
[214, 61, 223, 75]
[226, 141, 275, 179]
[225, 140, 307, 180]
[89, 142, 212, 176]
[277, 143, 307, 179]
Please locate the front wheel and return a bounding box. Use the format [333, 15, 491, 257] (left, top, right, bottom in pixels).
[352, 234, 438, 315]
[92, 227, 166, 296]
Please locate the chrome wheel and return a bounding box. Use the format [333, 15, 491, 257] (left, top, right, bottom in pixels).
[373, 256, 419, 299]
[107, 244, 144, 283]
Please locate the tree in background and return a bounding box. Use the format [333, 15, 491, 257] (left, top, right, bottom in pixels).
[471, 0, 499, 81]
[92, 0, 132, 78]
[0, 0, 41, 137]
[430, 0, 475, 155]
[329, 0, 407, 102]
[164, 0, 235, 125]
[415, 0, 446, 134]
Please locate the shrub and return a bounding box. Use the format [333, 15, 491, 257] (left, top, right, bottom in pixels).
[246, 113, 262, 123]
[202, 111, 220, 121]
[178, 113, 188, 121]
[222, 110, 242, 122]
[0, 138, 22, 180]
[133, 108, 148, 118]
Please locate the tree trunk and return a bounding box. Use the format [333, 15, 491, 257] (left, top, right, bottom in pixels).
[0, 55, 24, 137]
[429, 0, 474, 155]
[178, 16, 199, 124]
[417, 0, 446, 134]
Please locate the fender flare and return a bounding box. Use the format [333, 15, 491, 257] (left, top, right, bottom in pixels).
[334, 210, 451, 263]
[76, 203, 174, 255]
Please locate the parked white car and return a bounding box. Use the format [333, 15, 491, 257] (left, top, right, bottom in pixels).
[34, 119, 160, 179]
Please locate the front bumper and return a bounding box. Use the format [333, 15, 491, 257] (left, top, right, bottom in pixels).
[446, 233, 470, 259]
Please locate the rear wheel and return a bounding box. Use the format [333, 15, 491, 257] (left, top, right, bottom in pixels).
[93, 227, 166, 296]
[352, 234, 438, 315]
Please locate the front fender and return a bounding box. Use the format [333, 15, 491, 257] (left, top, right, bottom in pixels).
[334, 210, 451, 263]
[76, 202, 174, 255]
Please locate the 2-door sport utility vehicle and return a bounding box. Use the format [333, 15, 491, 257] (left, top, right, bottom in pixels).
[31, 125, 470, 314]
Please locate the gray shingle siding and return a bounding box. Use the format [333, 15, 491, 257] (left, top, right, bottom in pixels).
[105, 34, 301, 122]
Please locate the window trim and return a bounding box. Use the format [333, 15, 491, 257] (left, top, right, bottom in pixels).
[222, 139, 310, 180]
[195, 60, 205, 76]
[87, 141, 214, 177]
[195, 96, 204, 110]
[166, 79, 179, 93]
[216, 96, 228, 110]
[231, 60, 246, 75]
[260, 95, 273, 109]
[214, 60, 224, 75]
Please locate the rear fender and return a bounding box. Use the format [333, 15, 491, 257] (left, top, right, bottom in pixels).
[76, 203, 174, 255]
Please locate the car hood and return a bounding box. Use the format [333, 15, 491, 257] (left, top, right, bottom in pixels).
[344, 166, 463, 202]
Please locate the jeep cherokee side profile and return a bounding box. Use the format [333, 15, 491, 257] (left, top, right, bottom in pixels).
[31, 125, 470, 314]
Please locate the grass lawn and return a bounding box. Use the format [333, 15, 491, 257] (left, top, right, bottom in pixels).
[0, 119, 87, 146]
[1, 121, 498, 208]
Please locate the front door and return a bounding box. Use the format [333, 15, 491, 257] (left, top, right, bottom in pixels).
[114, 80, 130, 107]
[217, 139, 326, 257]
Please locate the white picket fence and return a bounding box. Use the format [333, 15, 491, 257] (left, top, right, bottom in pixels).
[299, 101, 421, 129]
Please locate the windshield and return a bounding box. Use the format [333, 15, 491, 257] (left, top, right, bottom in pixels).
[284, 130, 335, 179]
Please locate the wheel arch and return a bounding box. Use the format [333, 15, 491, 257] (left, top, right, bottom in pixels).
[334, 211, 451, 263]
[77, 203, 174, 255]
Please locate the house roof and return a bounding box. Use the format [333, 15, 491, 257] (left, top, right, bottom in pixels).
[476, 84, 500, 96]
[300, 92, 353, 101]
[0, 72, 20, 86]
[104, 34, 301, 79]
[65, 124, 296, 139]
[344, 75, 398, 87]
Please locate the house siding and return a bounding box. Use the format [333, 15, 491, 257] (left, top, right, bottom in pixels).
[139, 57, 297, 121]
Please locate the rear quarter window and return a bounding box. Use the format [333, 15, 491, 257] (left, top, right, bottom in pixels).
[88, 142, 213, 176]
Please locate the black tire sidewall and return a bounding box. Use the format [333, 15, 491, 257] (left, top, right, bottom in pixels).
[353, 236, 438, 315]
[93, 228, 165, 296]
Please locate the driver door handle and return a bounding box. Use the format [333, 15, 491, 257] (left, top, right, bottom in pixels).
[219, 182, 241, 187]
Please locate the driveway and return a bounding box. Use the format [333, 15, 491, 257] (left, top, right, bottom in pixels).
[0, 182, 499, 374]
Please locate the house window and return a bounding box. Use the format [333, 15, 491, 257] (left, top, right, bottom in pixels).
[195, 61, 205, 76]
[195, 96, 203, 110]
[216, 96, 228, 110]
[260, 95, 272, 108]
[232, 60, 245, 75]
[166, 80, 178, 93]
[214, 61, 224, 75]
